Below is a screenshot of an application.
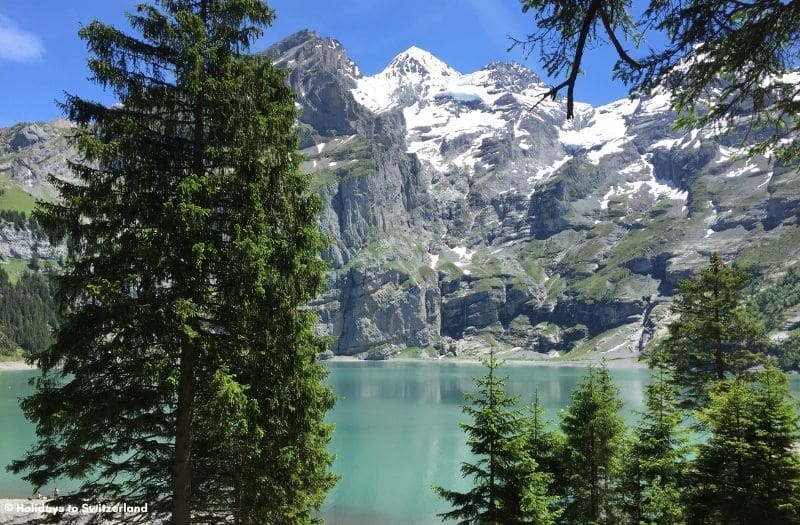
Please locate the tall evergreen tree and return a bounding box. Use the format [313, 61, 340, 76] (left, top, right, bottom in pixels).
[653, 254, 767, 409]
[434, 351, 559, 525]
[559, 363, 625, 525]
[622, 368, 687, 525]
[687, 369, 800, 524]
[10, 1, 335, 523]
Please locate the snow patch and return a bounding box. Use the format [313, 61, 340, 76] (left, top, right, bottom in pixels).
[757, 171, 773, 189]
[451, 246, 475, 261]
[639, 89, 671, 115]
[725, 163, 761, 178]
[600, 157, 688, 209]
[650, 138, 679, 150]
[559, 100, 634, 164]
[527, 155, 571, 185]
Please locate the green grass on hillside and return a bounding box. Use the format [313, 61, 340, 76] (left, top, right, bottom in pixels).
[0, 177, 37, 215]
[1, 257, 32, 284]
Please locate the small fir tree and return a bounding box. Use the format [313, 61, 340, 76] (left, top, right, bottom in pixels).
[434, 350, 559, 525]
[688, 368, 800, 524]
[622, 368, 687, 525]
[559, 363, 626, 525]
[523, 391, 566, 515]
[653, 253, 767, 409]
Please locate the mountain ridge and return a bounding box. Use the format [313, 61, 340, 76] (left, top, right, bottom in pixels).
[2, 29, 800, 362]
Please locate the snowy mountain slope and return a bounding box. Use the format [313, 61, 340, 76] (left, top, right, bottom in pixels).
[4, 30, 800, 361]
[276, 31, 800, 359]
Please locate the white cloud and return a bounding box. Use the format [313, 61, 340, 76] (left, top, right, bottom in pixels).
[0, 14, 44, 62]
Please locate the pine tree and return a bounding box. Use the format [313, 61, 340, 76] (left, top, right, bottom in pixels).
[653, 254, 767, 409]
[688, 368, 800, 524]
[559, 363, 625, 525]
[622, 368, 687, 525]
[434, 351, 559, 524]
[523, 391, 566, 515]
[10, 1, 335, 523]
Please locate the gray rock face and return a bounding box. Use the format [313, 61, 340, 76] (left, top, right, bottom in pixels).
[0, 121, 76, 200]
[2, 31, 799, 359]
[284, 31, 800, 358]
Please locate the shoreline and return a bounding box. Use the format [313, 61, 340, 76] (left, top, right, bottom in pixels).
[324, 354, 648, 369]
[0, 360, 35, 371]
[0, 355, 648, 371]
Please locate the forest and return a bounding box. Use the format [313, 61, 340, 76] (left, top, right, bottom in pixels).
[436, 256, 800, 524]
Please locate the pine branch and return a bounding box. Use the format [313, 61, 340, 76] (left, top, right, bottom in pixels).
[531, 0, 604, 118]
[598, 6, 642, 70]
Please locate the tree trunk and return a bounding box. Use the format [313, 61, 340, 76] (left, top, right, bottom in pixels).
[173, 3, 207, 522]
[173, 343, 195, 525]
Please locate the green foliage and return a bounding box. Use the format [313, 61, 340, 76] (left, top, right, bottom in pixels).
[653, 254, 768, 409]
[516, 1, 800, 163]
[434, 351, 560, 524]
[417, 264, 438, 283]
[475, 277, 505, 292]
[544, 275, 565, 302]
[621, 368, 688, 525]
[736, 226, 800, 270]
[749, 263, 800, 331]
[571, 266, 633, 301]
[0, 268, 57, 356]
[438, 260, 464, 280]
[0, 177, 37, 214]
[523, 392, 566, 519]
[11, 1, 335, 523]
[521, 258, 544, 281]
[469, 251, 503, 278]
[775, 329, 800, 371]
[687, 368, 800, 524]
[559, 363, 626, 524]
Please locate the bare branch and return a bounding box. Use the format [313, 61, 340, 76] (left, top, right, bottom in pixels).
[559, 0, 603, 118]
[598, 6, 643, 69]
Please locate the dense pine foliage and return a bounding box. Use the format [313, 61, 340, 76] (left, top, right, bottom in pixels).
[0, 268, 57, 356]
[652, 254, 768, 408]
[434, 351, 560, 525]
[748, 264, 800, 370]
[10, 1, 335, 524]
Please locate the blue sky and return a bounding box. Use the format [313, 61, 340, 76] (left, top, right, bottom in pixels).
[0, 0, 639, 126]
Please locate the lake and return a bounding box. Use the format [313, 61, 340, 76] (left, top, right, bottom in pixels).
[1, 361, 798, 524]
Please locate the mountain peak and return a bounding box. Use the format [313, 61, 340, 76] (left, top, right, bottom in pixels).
[386, 46, 456, 78]
[262, 29, 321, 57]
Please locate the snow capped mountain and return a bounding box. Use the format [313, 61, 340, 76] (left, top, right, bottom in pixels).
[352, 49, 575, 200]
[7, 30, 799, 361]
[349, 44, 689, 206]
[352, 46, 458, 112]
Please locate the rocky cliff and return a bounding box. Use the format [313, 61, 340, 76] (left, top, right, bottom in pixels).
[3, 30, 800, 360]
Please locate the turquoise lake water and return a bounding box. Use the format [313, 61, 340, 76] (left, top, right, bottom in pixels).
[1, 362, 798, 524]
